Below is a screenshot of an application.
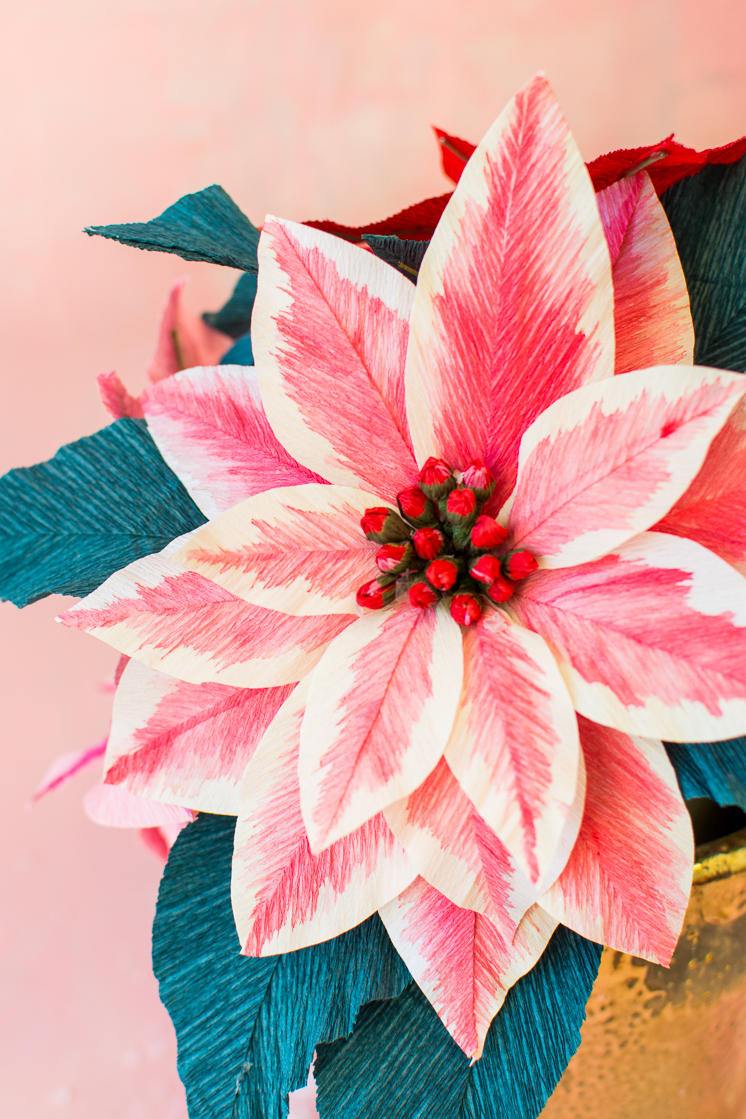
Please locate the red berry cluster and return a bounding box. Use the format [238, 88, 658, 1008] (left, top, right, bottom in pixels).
[356, 457, 538, 626]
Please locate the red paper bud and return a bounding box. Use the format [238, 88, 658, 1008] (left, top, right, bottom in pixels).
[470, 554, 502, 585]
[445, 487, 477, 521]
[450, 593, 482, 626]
[409, 581, 439, 609]
[375, 542, 412, 574]
[461, 460, 495, 498]
[418, 457, 456, 499]
[356, 577, 396, 610]
[504, 550, 539, 580]
[413, 526, 444, 560]
[426, 559, 459, 592]
[470, 515, 509, 550]
[360, 506, 409, 543]
[397, 486, 436, 526]
[487, 576, 515, 603]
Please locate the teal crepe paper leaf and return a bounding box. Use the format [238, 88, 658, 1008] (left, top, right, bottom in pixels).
[0, 418, 206, 607]
[662, 154, 746, 370]
[85, 185, 260, 274]
[204, 272, 258, 339]
[220, 333, 254, 366]
[152, 813, 411, 1119]
[666, 739, 746, 812]
[315, 925, 602, 1119]
[362, 235, 430, 283]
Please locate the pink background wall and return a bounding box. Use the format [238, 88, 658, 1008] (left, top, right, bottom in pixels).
[1, 1, 745, 1115]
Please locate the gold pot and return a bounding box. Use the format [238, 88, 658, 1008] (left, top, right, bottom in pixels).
[540, 827, 746, 1119]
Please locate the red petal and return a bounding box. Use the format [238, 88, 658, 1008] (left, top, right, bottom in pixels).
[587, 135, 746, 197]
[433, 127, 477, 184]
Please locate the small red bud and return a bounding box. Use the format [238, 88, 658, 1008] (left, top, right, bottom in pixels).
[418, 457, 456, 499]
[470, 554, 502, 585]
[360, 506, 409, 544]
[450, 593, 482, 626]
[409, 581, 439, 609]
[461, 461, 495, 499]
[426, 559, 459, 592]
[397, 486, 436, 526]
[445, 487, 477, 521]
[487, 576, 515, 603]
[470, 515, 509, 551]
[504, 550, 539, 580]
[356, 577, 396, 610]
[375, 542, 412, 574]
[412, 526, 444, 560]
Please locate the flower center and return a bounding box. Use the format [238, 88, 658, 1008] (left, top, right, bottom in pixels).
[357, 457, 538, 626]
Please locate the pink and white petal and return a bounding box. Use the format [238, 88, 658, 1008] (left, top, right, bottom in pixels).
[384, 757, 536, 929]
[505, 365, 746, 568]
[445, 610, 582, 890]
[142, 365, 326, 518]
[30, 741, 106, 804]
[597, 173, 693, 375]
[541, 717, 692, 964]
[97, 371, 144, 420]
[83, 782, 195, 828]
[511, 531, 746, 741]
[60, 551, 353, 688]
[171, 484, 379, 615]
[253, 218, 417, 500]
[299, 600, 464, 852]
[104, 658, 294, 814]
[379, 878, 557, 1058]
[232, 678, 414, 956]
[656, 397, 746, 576]
[404, 74, 614, 505]
[147, 277, 231, 383]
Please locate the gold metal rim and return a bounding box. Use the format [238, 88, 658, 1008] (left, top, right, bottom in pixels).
[693, 825, 746, 884]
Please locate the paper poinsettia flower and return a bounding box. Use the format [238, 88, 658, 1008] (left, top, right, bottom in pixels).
[55, 75, 746, 1063]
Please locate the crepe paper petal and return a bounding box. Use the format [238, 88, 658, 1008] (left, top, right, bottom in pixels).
[146, 277, 231, 384]
[104, 657, 294, 814]
[314, 925, 602, 1119]
[142, 365, 325, 518]
[588, 134, 746, 197]
[83, 781, 195, 827]
[171, 483, 379, 616]
[512, 530, 746, 742]
[445, 611, 581, 889]
[29, 741, 106, 804]
[232, 679, 414, 956]
[153, 814, 410, 1119]
[203, 271, 258, 339]
[506, 365, 746, 569]
[379, 878, 557, 1057]
[362, 235, 430, 283]
[97, 371, 144, 420]
[62, 551, 352, 688]
[299, 600, 463, 852]
[433, 127, 476, 184]
[85, 184, 260, 273]
[666, 737, 746, 813]
[253, 218, 416, 499]
[662, 154, 746, 370]
[541, 717, 692, 964]
[219, 332, 253, 365]
[596, 173, 694, 375]
[405, 75, 614, 506]
[0, 418, 206, 608]
[384, 757, 536, 928]
[304, 193, 452, 243]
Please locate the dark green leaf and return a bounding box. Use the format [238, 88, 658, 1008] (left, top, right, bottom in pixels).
[662, 155, 746, 369]
[0, 418, 206, 607]
[220, 333, 254, 366]
[666, 738, 746, 811]
[362, 235, 431, 283]
[204, 272, 258, 338]
[316, 925, 602, 1119]
[86, 185, 259, 274]
[153, 813, 410, 1119]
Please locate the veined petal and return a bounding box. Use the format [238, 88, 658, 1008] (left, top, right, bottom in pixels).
[541, 717, 692, 964]
[170, 483, 379, 616]
[511, 531, 746, 741]
[142, 365, 325, 518]
[444, 610, 582, 889]
[83, 782, 195, 828]
[597, 172, 694, 375]
[299, 600, 464, 852]
[105, 658, 294, 814]
[505, 366, 746, 568]
[252, 217, 417, 500]
[232, 678, 414, 956]
[656, 396, 746, 576]
[61, 550, 352, 688]
[404, 74, 614, 505]
[379, 878, 557, 1058]
[384, 757, 537, 929]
